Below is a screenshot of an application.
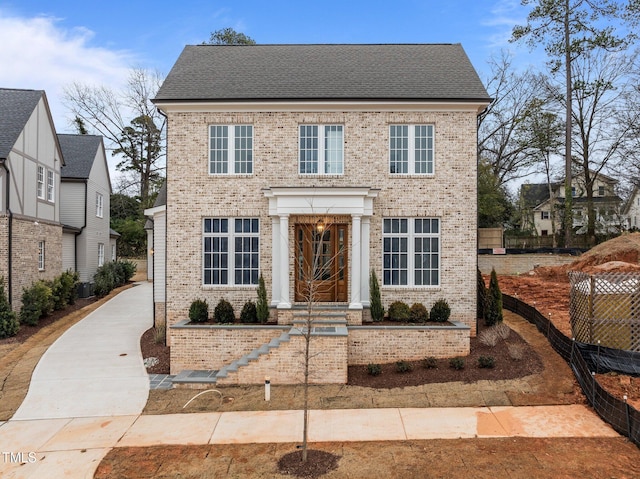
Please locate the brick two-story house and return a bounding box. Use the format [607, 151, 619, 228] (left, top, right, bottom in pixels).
[152, 44, 491, 384]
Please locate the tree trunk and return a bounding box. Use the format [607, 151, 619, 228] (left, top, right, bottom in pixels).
[563, 0, 573, 248]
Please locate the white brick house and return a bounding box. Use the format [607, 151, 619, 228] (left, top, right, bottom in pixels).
[152, 44, 491, 383]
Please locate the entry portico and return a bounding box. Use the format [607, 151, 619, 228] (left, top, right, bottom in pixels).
[263, 186, 379, 313]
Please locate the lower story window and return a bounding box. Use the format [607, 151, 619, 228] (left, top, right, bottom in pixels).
[382, 218, 439, 286]
[98, 243, 105, 267]
[203, 218, 259, 285]
[38, 241, 45, 271]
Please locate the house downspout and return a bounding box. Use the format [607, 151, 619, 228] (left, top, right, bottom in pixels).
[1, 158, 12, 305]
[73, 181, 88, 273]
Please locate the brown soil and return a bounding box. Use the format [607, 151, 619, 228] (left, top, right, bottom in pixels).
[277, 449, 340, 478]
[95, 437, 640, 479]
[139, 327, 170, 375]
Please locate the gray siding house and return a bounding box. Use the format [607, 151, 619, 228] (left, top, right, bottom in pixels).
[58, 134, 113, 290]
[0, 88, 64, 308]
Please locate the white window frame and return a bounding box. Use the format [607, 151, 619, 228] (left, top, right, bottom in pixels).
[382, 218, 440, 287]
[298, 125, 344, 175]
[96, 193, 104, 218]
[46, 170, 54, 202]
[37, 166, 45, 199]
[38, 241, 45, 271]
[203, 218, 260, 286]
[111, 244, 116, 261]
[98, 243, 105, 267]
[389, 124, 434, 175]
[541, 211, 550, 220]
[209, 125, 253, 175]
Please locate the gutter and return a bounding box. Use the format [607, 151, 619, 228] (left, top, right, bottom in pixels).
[1, 158, 12, 305]
[75, 180, 88, 273]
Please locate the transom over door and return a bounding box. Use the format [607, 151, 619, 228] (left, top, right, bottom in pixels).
[295, 223, 348, 302]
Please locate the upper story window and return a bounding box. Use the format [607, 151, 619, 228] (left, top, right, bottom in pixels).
[209, 125, 253, 175]
[299, 125, 344, 175]
[389, 125, 434, 175]
[571, 187, 576, 197]
[46, 170, 54, 202]
[598, 185, 605, 196]
[37, 166, 45, 199]
[541, 211, 550, 220]
[96, 193, 104, 218]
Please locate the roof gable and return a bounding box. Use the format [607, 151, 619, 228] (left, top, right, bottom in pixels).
[155, 44, 491, 103]
[0, 88, 44, 158]
[58, 134, 103, 179]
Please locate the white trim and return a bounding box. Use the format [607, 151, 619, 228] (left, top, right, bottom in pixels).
[263, 187, 379, 217]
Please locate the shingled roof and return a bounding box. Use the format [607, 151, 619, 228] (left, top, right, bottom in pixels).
[58, 134, 103, 179]
[154, 44, 491, 103]
[0, 88, 44, 158]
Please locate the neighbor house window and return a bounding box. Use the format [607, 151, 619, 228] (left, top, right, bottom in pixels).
[203, 218, 259, 285]
[299, 125, 344, 174]
[382, 218, 439, 286]
[98, 243, 105, 267]
[111, 244, 116, 261]
[209, 125, 253, 174]
[96, 193, 104, 218]
[46, 170, 54, 202]
[389, 125, 434, 174]
[37, 166, 45, 199]
[38, 241, 45, 270]
[541, 211, 550, 220]
[598, 185, 605, 196]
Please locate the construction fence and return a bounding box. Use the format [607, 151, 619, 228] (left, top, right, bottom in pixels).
[503, 294, 640, 447]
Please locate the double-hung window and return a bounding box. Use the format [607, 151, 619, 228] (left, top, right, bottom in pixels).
[203, 218, 259, 286]
[382, 218, 440, 287]
[389, 125, 434, 174]
[37, 166, 45, 199]
[98, 243, 105, 267]
[46, 170, 54, 202]
[38, 241, 45, 271]
[299, 125, 343, 174]
[209, 125, 253, 174]
[96, 193, 104, 218]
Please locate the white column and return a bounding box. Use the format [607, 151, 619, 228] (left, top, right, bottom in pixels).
[360, 217, 371, 307]
[350, 214, 362, 309]
[271, 217, 280, 307]
[278, 214, 291, 308]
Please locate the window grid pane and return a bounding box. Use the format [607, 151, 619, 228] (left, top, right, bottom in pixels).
[324, 125, 343, 174]
[299, 126, 319, 174]
[390, 125, 408, 174]
[37, 167, 44, 198]
[204, 218, 259, 285]
[414, 125, 434, 174]
[209, 126, 228, 174]
[47, 170, 54, 202]
[234, 125, 253, 174]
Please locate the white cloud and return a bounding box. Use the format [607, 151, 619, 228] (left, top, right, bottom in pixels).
[0, 11, 134, 133]
[482, 0, 528, 49]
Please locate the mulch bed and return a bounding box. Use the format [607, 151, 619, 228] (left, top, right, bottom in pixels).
[277, 449, 341, 478]
[140, 327, 171, 374]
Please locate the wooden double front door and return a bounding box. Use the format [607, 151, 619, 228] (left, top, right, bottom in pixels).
[295, 223, 348, 302]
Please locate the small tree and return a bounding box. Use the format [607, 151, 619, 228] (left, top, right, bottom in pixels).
[256, 274, 269, 323]
[477, 269, 487, 322]
[486, 268, 503, 326]
[0, 278, 19, 339]
[369, 270, 384, 322]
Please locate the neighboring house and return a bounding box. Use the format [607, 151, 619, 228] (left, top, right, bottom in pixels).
[144, 181, 166, 322]
[151, 44, 491, 383]
[58, 134, 113, 293]
[622, 187, 640, 231]
[0, 88, 64, 308]
[520, 171, 623, 237]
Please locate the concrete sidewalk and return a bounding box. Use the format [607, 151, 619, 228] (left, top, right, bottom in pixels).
[0, 405, 619, 478]
[11, 282, 153, 420]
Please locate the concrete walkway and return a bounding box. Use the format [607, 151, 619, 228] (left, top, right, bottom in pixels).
[0, 405, 619, 478]
[12, 282, 152, 420]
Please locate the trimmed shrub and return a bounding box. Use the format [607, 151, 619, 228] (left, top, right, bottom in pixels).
[60, 270, 79, 306]
[430, 299, 451, 323]
[119, 260, 137, 282]
[93, 260, 136, 297]
[189, 299, 209, 323]
[395, 360, 413, 373]
[214, 299, 235, 324]
[240, 300, 258, 323]
[367, 363, 382, 376]
[478, 356, 496, 369]
[449, 357, 465, 370]
[369, 270, 384, 322]
[486, 268, 503, 326]
[388, 301, 410, 322]
[409, 303, 428, 323]
[0, 278, 19, 339]
[49, 276, 67, 311]
[20, 281, 53, 326]
[256, 274, 269, 323]
[477, 268, 487, 321]
[422, 357, 438, 369]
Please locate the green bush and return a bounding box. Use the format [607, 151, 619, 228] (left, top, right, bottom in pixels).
[367, 363, 382, 376]
[486, 268, 503, 326]
[214, 299, 235, 324]
[369, 270, 384, 322]
[93, 260, 135, 297]
[388, 301, 410, 322]
[477, 268, 487, 321]
[422, 357, 438, 369]
[409, 303, 428, 323]
[0, 278, 19, 339]
[189, 299, 209, 323]
[20, 281, 53, 326]
[395, 360, 413, 373]
[256, 274, 269, 323]
[118, 260, 137, 282]
[478, 356, 496, 369]
[60, 270, 79, 305]
[430, 299, 451, 323]
[449, 357, 465, 370]
[240, 300, 258, 323]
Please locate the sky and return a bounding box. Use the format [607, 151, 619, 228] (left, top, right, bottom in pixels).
[0, 0, 537, 180]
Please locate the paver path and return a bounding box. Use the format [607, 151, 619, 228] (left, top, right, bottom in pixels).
[11, 282, 152, 420]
